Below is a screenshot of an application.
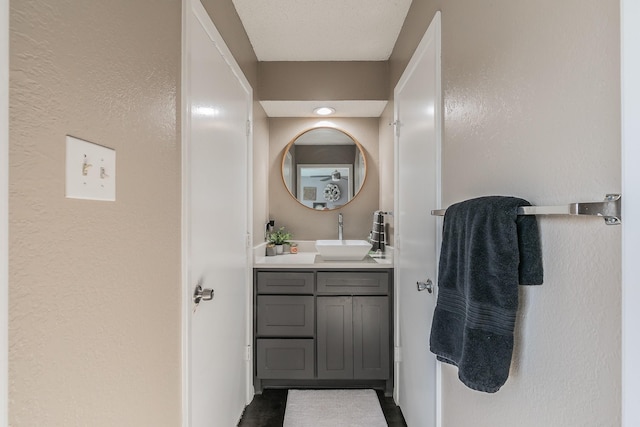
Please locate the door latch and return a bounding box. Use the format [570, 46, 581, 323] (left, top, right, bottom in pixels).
[417, 279, 433, 293]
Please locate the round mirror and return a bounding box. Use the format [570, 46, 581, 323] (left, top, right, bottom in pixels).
[281, 127, 367, 210]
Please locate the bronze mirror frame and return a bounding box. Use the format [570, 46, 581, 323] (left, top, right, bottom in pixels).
[280, 127, 368, 211]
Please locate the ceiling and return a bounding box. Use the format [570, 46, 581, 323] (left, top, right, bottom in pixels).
[231, 0, 413, 117]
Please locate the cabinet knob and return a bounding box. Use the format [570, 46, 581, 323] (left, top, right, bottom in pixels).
[416, 279, 433, 293]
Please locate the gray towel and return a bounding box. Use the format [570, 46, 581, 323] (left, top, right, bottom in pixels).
[429, 196, 543, 393]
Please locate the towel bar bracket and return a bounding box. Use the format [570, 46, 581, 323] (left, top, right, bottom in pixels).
[581, 194, 621, 225]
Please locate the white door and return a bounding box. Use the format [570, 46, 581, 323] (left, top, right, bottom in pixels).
[394, 12, 441, 427]
[182, 1, 252, 426]
[622, 2, 640, 426]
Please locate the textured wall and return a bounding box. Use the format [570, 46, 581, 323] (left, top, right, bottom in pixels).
[259, 61, 388, 101]
[1, 0, 7, 424]
[200, 0, 258, 89]
[268, 118, 379, 241]
[9, 1, 182, 425]
[378, 103, 395, 244]
[391, 1, 621, 425]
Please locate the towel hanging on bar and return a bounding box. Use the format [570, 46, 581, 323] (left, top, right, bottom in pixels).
[431, 194, 621, 225]
[429, 196, 544, 392]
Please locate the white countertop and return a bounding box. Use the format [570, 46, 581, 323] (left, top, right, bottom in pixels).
[253, 241, 394, 269]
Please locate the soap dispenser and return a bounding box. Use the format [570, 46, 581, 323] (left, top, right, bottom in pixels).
[265, 219, 275, 241]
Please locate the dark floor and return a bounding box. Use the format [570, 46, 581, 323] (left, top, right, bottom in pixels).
[237, 388, 407, 427]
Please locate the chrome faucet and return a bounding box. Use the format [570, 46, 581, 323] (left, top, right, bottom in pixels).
[338, 213, 344, 240]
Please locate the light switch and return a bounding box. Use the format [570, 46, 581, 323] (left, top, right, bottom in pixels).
[65, 135, 116, 201]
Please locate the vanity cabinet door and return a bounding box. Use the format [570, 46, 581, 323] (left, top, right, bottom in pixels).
[317, 296, 390, 380]
[317, 271, 389, 294]
[353, 296, 390, 380]
[317, 296, 353, 379]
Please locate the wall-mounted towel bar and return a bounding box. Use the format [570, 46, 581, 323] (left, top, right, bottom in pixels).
[431, 194, 622, 225]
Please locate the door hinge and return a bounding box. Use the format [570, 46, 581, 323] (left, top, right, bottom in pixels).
[246, 120, 251, 137]
[394, 346, 402, 362]
[245, 345, 252, 361]
[393, 120, 401, 137]
[246, 233, 251, 249]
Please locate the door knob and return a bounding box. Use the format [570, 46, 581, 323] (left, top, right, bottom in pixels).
[417, 279, 433, 293]
[193, 284, 214, 304]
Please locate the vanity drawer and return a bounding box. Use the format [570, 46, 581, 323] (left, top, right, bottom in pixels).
[257, 295, 314, 336]
[256, 271, 314, 294]
[317, 271, 389, 295]
[256, 339, 314, 379]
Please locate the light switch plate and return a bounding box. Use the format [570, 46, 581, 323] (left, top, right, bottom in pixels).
[65, 135, 116, 201]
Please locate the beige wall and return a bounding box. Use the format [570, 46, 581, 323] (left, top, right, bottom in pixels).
[8, 1, 266, 424]
[9, 1, 182, 426]
[268, 118, 380, 241]
[259, 61, 388, 101]
[200, 0, 258, 89]
[253, 102, 270, 241]
[392, 1, 621, 425]
[378, 103, 395, 244]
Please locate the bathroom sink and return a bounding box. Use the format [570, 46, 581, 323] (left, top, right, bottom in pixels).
[315, 240, 373, 261]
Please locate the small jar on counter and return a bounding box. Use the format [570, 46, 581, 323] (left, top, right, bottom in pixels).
[289, 243, 298, 254]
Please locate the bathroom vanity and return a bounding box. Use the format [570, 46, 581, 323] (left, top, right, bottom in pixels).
[253, 251, 393, 395]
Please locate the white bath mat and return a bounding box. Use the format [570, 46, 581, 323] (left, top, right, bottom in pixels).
[283, 389, 387, 427]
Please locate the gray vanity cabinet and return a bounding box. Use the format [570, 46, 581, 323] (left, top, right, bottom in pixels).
[257, 295, 314, 337]
[317, 271, 389, 294]
[353, 296, 390, 379]
[317, 296, 353, 379]
[317, 295, 390, 380]
[254, 268, 393, 394]
[256, 271, 314, 294]
[255, 271, 315, 381]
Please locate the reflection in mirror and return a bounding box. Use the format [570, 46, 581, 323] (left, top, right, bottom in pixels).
[281, 127, 366, 210]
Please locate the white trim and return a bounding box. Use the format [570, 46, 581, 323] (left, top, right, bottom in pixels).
[393, 11, 442, 427]
[245, 115, 254, 405]
[182, 1, 254, 425]
[392, 116, 400, 403]
[1, 0, 9, 424]
[432, 14, 443, 427]
[180, 0, 191, 425]
[621, 1, 640, 426]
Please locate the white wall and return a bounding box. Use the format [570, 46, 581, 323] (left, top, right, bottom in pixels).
[621, 1, 640, 425]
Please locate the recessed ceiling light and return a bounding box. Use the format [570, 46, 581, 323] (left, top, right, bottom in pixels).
[313, 107, 335, 116]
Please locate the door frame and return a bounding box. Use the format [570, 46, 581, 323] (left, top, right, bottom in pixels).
[393, 10, 442, 427]
[621, 1, 640, 425]
[181, 0, 254, 425]
[1, 0, 9, 424]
